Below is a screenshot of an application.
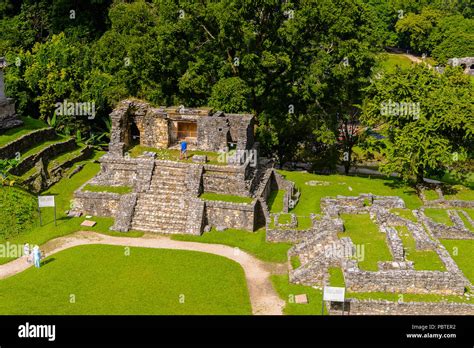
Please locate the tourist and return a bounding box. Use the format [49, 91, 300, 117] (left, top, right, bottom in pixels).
[33, 245, 41, 268]
[180, 140, 187, 160]
[23, 243, 30, 263]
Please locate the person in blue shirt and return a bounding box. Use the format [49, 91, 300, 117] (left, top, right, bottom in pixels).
[33, 245, 41, 268]
[180, 140, 187, 160]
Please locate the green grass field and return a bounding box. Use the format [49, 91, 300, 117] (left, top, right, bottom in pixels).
[339, 214, 392, 271]
[279, 171, 422, 215]
[129, 145, 224, 165]
[0, 244, 251, 315]
[0, 117, 48, 148]
[268, 190, 285, 213]
[441, 240, 474, 284]
[172, 228, 291, 263]
[444, 185, 474, 201]
[424, 208, 453, 226]
[271, 274, 325, 315]
[395, 226, 445, 271]
[199, 192, 253, 204]
[389, 208, 417, 222]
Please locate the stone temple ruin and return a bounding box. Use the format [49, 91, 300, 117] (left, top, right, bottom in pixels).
[0, 57, 22, 130]
[73, 99, 272, 235]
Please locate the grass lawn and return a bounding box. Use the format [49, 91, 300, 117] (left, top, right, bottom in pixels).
[199, 192, 253, 204]
[423, 189, 440, 201]
[268, 190, 285, 213]
[395, 226, 445, 271]
[278, 171, 422, 215]
[0, 117, 48, 148]
[20, 136, 67, 159]
[441, 239, 474, 284]
[0, 151, 144, 265]
[458, 211, 474, 232]
[171, 228, 291, 263]
[129, 145, 224, 165]
[0, 244, 251, 315]
[271, 274, 325, 315]
[268, 213, 313, 230]
[424, 208, 453, 226]
[376, 53, 414, 74]
[339, 214, 392, 271]
[328, 267, 345, 287]
[389, 208, 417, 222]
[0, 186, 38, 239]
[444, 185, 474, 201]
[83, 184, 132, 194]
[290, 255, 301, 269]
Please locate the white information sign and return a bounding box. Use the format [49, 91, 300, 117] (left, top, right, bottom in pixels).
[38, 196, 55, 208]
[323, 286, 345, 302]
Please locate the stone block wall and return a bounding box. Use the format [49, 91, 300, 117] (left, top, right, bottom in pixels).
[202, 164, 249, 197]
[331, 299, 474, 315]
[343, 268, 467, 295]
[204, 200, 256, 231]
[10, 138, 77, 176]
[0, 128, 56, 159]
[73, 190, 122, 217]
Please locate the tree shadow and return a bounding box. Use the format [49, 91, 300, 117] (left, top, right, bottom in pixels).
[41, 258, 56, 267]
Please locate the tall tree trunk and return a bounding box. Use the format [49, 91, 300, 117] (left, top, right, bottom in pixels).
[416, 164, 425, 184]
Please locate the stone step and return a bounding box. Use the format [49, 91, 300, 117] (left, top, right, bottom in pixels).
[130, 222, 187, 234]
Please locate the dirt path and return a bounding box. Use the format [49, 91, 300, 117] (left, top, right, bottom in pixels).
[0, 231, 286, 315]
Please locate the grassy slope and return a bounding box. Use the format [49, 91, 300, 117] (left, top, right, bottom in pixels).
[199, 192, 253, 204]
[268, 190, 285, 212]
[172, 228, 291, 263]
[0, 244, 251, 315]
[0, 186, 38, 238]
[0, 117, 47, 148]
[0, 151, 143, 265]
[339, 214, 392, 271]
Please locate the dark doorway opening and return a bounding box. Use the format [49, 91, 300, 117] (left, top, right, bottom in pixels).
[130, 121, 140, 146]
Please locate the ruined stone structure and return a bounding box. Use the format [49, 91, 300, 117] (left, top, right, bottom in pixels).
[272, 193, 472, 298]
[0, 57, 22, 131]
[108, 99, 255, 157]
[73, 99, 271, 235]
[447, 57, 474, 76]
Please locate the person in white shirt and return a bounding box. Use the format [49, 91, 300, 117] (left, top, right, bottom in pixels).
[23, 243, 30, 263]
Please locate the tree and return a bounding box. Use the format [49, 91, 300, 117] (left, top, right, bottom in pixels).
[361, 64, 473, 183]
[209, 77, 251, 112]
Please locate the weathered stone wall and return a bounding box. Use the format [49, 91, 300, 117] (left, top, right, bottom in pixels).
[204, 200, 256, 231]
[202, 164, 250, 197]
[197, 116, 230, 152]
[91, 155, 139, 188]
[330, 299, 474, 315]
[343, 267, 467, 295]
[266, 227, 311, 243]
[10, 138, 77, 176]
[110, 193, 138, 232]
[419, 209, 474, 240]
[0, 128, 55, 159]
[73, 190, 122, 217]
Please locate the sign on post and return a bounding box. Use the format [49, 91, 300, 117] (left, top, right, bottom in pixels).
[322, 286, 346, 315]
[38, 196, 56, 226]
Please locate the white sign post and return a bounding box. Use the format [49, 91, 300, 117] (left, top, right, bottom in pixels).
[38, 196, 56, 226]
[322, 286, 346, 315]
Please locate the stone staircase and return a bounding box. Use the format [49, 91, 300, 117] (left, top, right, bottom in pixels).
[131, 164, 191, 234]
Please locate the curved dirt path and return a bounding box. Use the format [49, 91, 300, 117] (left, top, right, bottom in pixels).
[0, 231, 286, 315]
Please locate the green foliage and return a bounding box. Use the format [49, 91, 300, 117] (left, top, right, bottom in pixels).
[0, 187, 38, 239]
[362, 64, 474, 183]
[209, 77, 251, 113]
